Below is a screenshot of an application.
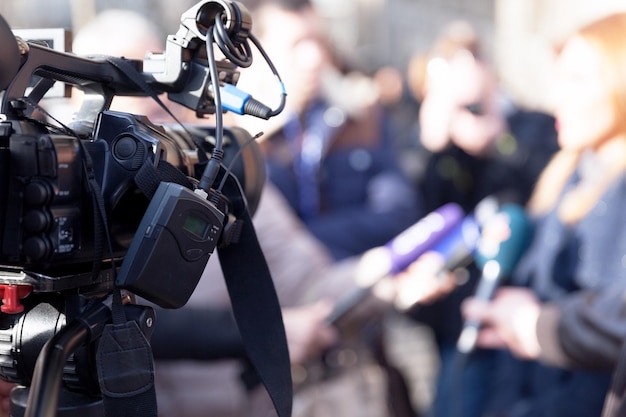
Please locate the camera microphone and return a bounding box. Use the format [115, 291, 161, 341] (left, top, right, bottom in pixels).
[456, 203, 532, 354]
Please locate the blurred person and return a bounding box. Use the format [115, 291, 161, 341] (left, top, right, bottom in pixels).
[238, 3, 422, 415]
[461, 283, 626, 371]
[405, 19, 560, 417]
[371, 56, 430, 188]
[456, 12, 626, 417]
[417, 19, 558, 211]
[373, 24, 480, 188]
[71, 8, 163, 59]
[162, 179, 425, 417]
[462, 281, 626, 417]
[69, 8, 173, 123]
[238, 0, 422, 261]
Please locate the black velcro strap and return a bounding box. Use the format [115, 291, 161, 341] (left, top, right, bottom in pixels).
[218, 209, 292, 417]
[96, 320, 157, 417]
[134, 160, 194, 199]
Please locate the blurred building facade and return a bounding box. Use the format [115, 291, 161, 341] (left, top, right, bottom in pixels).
[312, 0, 626, 110]
[3, 0, 626, 111]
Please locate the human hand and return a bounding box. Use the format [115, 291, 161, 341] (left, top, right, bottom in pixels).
[0, 379, 13, 417]
[391, 251, 458, 310]
[420, 49, 483, 151]
[461, 287, 542, 359]
[282, 301, 338, 365]
[420, 50, 505, 156]
[418, 59, 458, 152]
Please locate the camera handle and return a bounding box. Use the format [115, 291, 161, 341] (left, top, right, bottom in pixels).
[11, 299, 156, 417]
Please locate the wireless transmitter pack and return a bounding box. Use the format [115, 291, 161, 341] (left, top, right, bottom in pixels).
[116, 181, 224, 308]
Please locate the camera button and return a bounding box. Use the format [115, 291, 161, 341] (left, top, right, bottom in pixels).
[114, 136, 137, 160]
[23, 236, 51, 261]
[185, 248, 204, 261]
[24, 181, 52, 206]
[23, 210, 51, 233]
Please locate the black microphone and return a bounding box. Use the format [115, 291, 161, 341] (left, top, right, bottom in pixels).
[326, 203, 464, 324]
[433, 214, 481, 272]
[431, 194, 505, 276]
[392, 214, 482, 310]
[456, 203, 532, 354]
[391, 196, 503, 310]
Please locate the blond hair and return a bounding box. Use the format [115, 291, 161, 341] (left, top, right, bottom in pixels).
[527, 13, 626, 223]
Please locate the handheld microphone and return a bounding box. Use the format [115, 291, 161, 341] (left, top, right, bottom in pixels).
[456, 203, 532, 354]
[392, 213, 482, 311]
[431, 214, 481, 272]
[424, 193, 505, 279]
[383, 202, 466, 275]
[326, 203, 464, 324]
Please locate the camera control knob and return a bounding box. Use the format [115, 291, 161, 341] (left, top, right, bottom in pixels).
[23, 181, 53, 206]
[114, 135, 138, 160]
[23, 236, 52, 261]
[23, 210, 52, 233]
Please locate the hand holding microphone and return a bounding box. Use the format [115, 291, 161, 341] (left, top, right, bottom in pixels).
[392, 194, 502, 310]
[325, 198, 505, 324]
[461, 287, 542, 359]
[456, 203, 533, 354]
[393, 214, 481, 309]
[326, 202, 465, 324]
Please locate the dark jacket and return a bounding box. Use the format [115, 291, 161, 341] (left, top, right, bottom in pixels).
[485, 173, 626, 417]
[260, 98, 422, 260]
[536, 278, 626, 417]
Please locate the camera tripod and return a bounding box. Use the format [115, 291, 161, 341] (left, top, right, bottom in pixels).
[3, 289, 156, 417]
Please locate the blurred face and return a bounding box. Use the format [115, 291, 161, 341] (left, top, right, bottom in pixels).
[446, 56, 504, 155]
[258, 6, 330, 111]
[422, 50, 505, 156]
[551, 35, 620, 151]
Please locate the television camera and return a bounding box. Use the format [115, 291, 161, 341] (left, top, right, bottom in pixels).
[0, 1, 291, 416]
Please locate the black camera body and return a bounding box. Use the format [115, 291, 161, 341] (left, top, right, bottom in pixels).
[0, 0, 264, 294]
[0, 110, 263, 390]
[0, 110, 188, 276]
[0, 119, 85, 268]
[0, 1, 292, 416]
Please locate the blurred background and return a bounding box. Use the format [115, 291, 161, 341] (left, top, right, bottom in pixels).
[2, 0, 626, 413]
[2, 0, 626, 111]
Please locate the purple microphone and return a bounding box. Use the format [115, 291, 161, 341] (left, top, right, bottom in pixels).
[327, 203, 464, 324]
[385, 203, 465, 274]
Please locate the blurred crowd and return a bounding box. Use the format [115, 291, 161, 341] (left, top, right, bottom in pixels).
[2, 1, 626, 417]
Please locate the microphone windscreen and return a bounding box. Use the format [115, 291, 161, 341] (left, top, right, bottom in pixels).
[431, 215, 481, 271]
[456, 204, 533, 354]
[385, 202, 465, 274]
[474, 203, 532, 277]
